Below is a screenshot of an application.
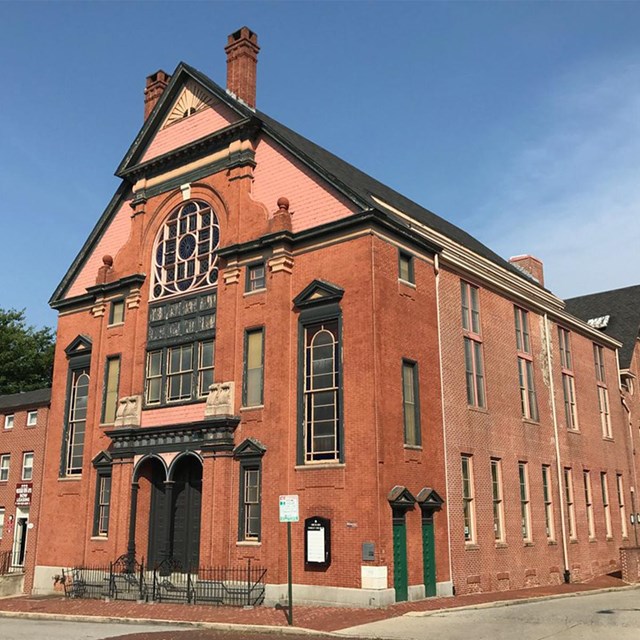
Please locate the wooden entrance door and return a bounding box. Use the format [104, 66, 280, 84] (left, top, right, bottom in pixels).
[392, 517, 408, 602]
[170, 456, 202, 570]
[422, 518, 436, 596]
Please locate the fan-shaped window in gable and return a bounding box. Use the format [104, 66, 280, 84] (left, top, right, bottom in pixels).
[151, 200, 220, 300]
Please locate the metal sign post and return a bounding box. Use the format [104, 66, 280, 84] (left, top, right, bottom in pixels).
[279, 495, 299, 626]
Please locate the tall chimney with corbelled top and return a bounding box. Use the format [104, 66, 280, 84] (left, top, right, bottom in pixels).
[144, 70, 171, 121]
[225, 27, 259, 108]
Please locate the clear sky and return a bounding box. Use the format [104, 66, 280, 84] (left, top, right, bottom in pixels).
[1, 1, 639, 329]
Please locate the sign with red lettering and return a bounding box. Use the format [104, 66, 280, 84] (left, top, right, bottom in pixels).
[15, 482, 33, 507]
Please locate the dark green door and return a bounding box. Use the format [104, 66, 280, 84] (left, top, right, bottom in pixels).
[392, 519, 408, 602]
[422, 518, 436, 596]
[171, 458, 202, 570]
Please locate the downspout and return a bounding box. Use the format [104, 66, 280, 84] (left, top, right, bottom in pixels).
[434, 253, 454, 590]
[544, 313, 571, 583]
[616, 349, 639, 545]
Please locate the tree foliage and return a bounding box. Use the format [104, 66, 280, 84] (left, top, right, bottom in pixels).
[0, 309, 55, 394]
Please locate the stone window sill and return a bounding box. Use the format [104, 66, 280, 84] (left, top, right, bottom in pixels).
[294, 463, 345, 471]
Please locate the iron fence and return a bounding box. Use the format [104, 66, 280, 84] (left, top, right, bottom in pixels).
[63, 555, 265, 607]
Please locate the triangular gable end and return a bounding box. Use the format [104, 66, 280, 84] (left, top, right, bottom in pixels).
[416, 487, 445, 510]
[117, 63, 253, 177]
[293, 280, 345, 310]
[233, 437, 267, 458]
[92, 450, 113, 468]
[64, 334, 93, 357]
[387, 485, 417, 509]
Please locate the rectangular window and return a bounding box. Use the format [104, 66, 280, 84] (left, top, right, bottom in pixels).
[593, 344, 606, 382]
[167, 344, 193, 402]
[198, 340, 215, 397]
[598, 386, 612, 439]
[542, 465, 555, 540]
[109, 300, 125, 326]
[26, 410, 38, 427]
[491, 458, 505, 542]
[601, 472, 612, 539]
[21, 452, 33, 481]
[519, 462, 532, 541]
[0, 507, 4, 539]
[461, 455, 476, 543]
[558, 327, 572, 369]
[461, 281, 485, 408]
[303, 320, 340, 463]
[244, 329, 265, 407]
[0, 455, 9, 482]
[564, 467, 577, 540]
[239, 464, 261, 541]
[398, 250, 414, 284]
[515, 307, 538, 421]
[145, 350, 163, 405]
[617, 474, 628, 538]
[93, 473, 112, 536]
[558, 328, 578, 430]
[402, 360, 421, 446]
[584, 470, 595, 539]
[4, 415, 13, 430]
[101, 356, 121, 424]
[246, 263, 266, 292]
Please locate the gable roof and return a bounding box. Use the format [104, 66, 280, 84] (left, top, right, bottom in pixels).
[565, 284, 640, 369]
[51, 61, 540, 306]
[0, 388, 51, 412]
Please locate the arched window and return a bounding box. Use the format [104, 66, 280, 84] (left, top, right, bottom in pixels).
[151, 200, 220, 300]
[66, 371, 89, 475]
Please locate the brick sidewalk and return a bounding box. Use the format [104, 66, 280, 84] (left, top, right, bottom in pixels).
[0, 574, 631, 633]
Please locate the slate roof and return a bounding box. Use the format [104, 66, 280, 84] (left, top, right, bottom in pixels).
[565, 285, 640, 369]
[0, 388, 51, 412]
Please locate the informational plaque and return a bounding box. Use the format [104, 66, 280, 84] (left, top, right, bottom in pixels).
[279, 495, 299, 523]
[304, 516, 331, 568]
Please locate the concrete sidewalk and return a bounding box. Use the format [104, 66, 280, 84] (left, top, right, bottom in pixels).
[0, 574, 633, 634]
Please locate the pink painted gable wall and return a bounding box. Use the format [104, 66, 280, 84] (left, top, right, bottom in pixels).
[252, 136, 359, 231]
[140, 103, 239, 163]
[66, 200, 133, 298]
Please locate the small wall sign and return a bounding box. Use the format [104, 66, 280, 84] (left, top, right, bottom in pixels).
[279, 495, 299, 523]
[305, 516, 331, 569]
[15, 482, 33, 507]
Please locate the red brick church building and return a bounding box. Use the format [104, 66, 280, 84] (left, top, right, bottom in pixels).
[33, 28, 638, 605]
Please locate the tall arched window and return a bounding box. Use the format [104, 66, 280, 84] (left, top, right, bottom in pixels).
[151, 200, 220, 300]
[66, 370, 89, 475]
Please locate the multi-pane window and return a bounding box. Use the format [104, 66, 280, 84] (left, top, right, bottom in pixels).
[244, 329, 264, 407]
[601, 472, 612, 539]
[558, 328, 578, 430]
[101, 356, 121, 424]
[398, 250, 414, 284]
[95, 474, 111, 536]
[583, 470, 595, 539]
[21, 452, 33, 481]
[0, 455, 9, 482]
[519, 462, 532, 541]
[461, 455, 476, 543]
[564, 467, 577, 540]
[491, 458, 505, 542]
[240, 465, 261, 541]
[151, 200, 220, 300]
[4, 415, 13, 429]
[402, 360, 421, 446]
[65, 368, 90, 475]
[303, 321, 340, 463]
[0, 508, 4, 539]
[515, 307, 538, 421]
[109, 300, 125, 326]
[146, 339, 215, 405]
[594, 344, 612, 438]
[246, 263, 266, 292]
[617, 474, 628, 538]
[461, 281, 485, 408]
[26, 410, 37, 427]
[542, 465, 555, 540]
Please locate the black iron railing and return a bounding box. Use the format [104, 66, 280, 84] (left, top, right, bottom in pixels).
[63, 556, 265, 607]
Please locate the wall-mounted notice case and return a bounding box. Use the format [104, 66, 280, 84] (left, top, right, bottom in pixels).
[304, 516, 331, 569]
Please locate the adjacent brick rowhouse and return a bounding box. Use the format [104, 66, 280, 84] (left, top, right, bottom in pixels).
[34, 28, 639, 605]
[0, 390, 50, 594]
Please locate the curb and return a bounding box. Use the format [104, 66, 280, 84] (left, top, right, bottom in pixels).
[402, 583, 640, 617]
[0, 610, 334, 636]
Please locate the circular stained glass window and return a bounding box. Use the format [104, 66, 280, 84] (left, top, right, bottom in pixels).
[151, 200, 220, 299]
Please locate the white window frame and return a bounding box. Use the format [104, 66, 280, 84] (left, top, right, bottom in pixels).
[491, 458, 505, 543]
[542, 464, 555, 541]
[584, 470, 595, 539]
[462, 455, 476, 543]
[564, 467, 577, 540]
[519, 462, 532, 542]
[601, 472, 612, 539]
[617, 474, 628, 538]
[21, 452, 33, 482]
[0, 454, 9, 482]
[26, 410, 38, 427]
[4, 414, 14, 430]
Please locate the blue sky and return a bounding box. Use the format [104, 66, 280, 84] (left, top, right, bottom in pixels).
[1, 1, 639, 328]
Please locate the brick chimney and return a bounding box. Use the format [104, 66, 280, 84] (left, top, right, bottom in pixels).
[509, 255, 544, 286]
[144, 70, 171, 121]
[225, 27, 259, 108]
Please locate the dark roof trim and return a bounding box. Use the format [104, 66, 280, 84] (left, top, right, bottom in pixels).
[0, 388, 51, 411]
[218, 208, 442, 261]
[85, 274, 147, 296]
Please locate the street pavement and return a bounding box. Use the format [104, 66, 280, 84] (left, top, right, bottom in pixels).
[338, 588, 640, 640]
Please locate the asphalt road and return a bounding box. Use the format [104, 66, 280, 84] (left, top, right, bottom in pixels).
[339, 588, 640, 640]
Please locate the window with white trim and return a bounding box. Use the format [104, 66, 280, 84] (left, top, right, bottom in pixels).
[462, 455, 476, 543]
[583, 470, 595, 539]
[461, 281, 485, 408]
[519, 462, 532, 541]
[491, 458, 505, 542]
[594, 344, 612, 438]
[564, 467, 577, 540]
[542, 465, 555, 540]
[0, 455, 9, 482]
[239, 465, 261, 541]
[4, 415, 13, 430]
[601, 472, 612, 539]
[558, 328, 578, 430]
[515, 307, 538, 421]
[617, 474, 628, 538]
[65, 369, 89, 475]
[95, 474, 112, 536]
[21, 452, 33, 481]
[26, 410, 38, 427]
